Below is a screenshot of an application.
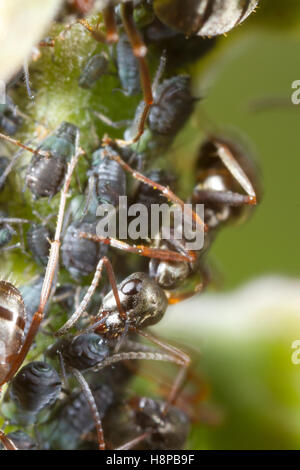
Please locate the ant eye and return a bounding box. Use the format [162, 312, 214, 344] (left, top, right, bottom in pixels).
[121, 279, 143, 295]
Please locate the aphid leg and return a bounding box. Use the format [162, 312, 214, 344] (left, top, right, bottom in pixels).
[0, 430, 18, 450]
[56, 256, 125, 336]
[0, 133, 49, 158]
[0, 132, 81, 386]
[213, 140, 257, 204]
[120, 1, 153, 143]
[71, 367, 105, 450]
[78, 18, 107, 43]
[79, 233, 193, 263]
[102, 144, 207, 233]
[92, 110, 131, 129]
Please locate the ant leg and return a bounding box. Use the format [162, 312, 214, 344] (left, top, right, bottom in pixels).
[79, 233, 193, 263]
[213, 139, 257, 203]
[102, 144, 207, 233]
[120, 1, 153, 143]
[0, 431, 18, 450]
[71, 368, 105, 450]
[0, 133, 49, 158]
[56, 256, 125, 336]
[102, 4, 119, 43]
[193, 189, 256, 206]
[78, 18, 107, 43]
[138, 330, 190, 414]
[0, 132, 82, 386]
[166, 281, 204, 305]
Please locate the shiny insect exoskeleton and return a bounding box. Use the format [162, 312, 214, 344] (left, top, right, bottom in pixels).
[62, 214, 107, 280]
[126, 74, 195, 155]
[0, 431, 38, 450]
[103, 396, 190, 450]
[48, 333, 111, 371]
[26, 224, 52, 266]
[92, 272, 168, 339]
[88, 144, 127, 209]
[0, 96, 23, 135]
[116, 33, 141, 95]
[10, 361, 62, 425]
[152, 0, 258, 37]
[78, 53, 109, 89]
[26, 121, 78, 198]
[0, 281, 26, 384]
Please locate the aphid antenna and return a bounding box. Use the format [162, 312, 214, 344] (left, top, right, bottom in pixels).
[23, 58, 35, 101]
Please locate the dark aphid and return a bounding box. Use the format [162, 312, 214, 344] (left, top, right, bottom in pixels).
[0, 281, 26, 385]
[26, 121, 78, 198]
[126, 75, 195, 154]
[153, 0, 258, 37]
[41, 383, 114, 450]
[61, 215, 107, 280]
[116, 33, 141, 95]
[26, 224, 52, 266]
[79, 53, 109, 89]
[0, 157, 10, 191]
[89, 144, 127, 208]
[0, 217, 15, 249]
[19, 275, 44, 336]
[0, 96, 23, 135]
[49, 333, 110, 371]
[94, 272, 168, 339]
[104, 396, 190, 450]
[192, 135, 260, 229]
[1, 431, 38, 450]
[148, 75, 195, 136]
[10, 361, 61, 425]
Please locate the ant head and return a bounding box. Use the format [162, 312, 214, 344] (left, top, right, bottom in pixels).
[102, 272, 168, 331]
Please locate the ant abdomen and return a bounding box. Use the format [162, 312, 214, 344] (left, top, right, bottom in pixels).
[10, 361, 61, 425]
[26, 122, 78, 198]
[0, 281, 26, 385]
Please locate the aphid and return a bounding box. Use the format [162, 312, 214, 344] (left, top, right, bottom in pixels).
[124, 74, 195, 155]
[152, 0, 259, 37]
[0, 430, 38, 450]
[25, 122, 78, 198]
[0, 95, 23, 135]
[0, 122, 78, 199]
[103, 396, 190, 450]
[26, 224, 52, 266]
[61, 214, 107, 280]
[10, 361, 62, 425]
[116, 33, 141, 96]
[0, 212, 30, 252]
[78, 53, 109, 89]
